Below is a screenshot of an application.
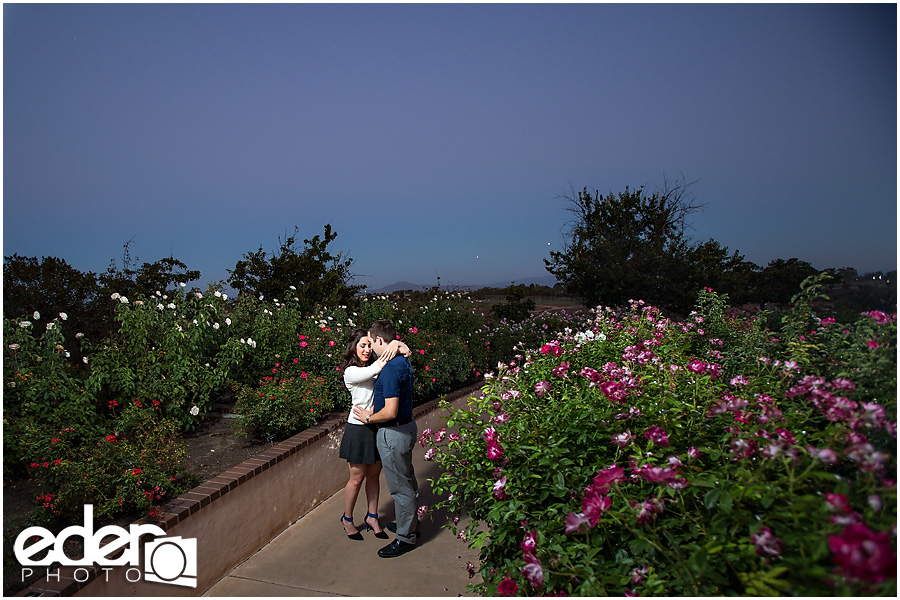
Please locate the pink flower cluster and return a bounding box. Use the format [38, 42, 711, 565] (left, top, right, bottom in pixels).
[643, 425, 669, 447]
[579, 361, 642, 403]
[534, 380, 552, 396]
[551, 361, 570, 378]
[786, 376, 895, 437]
[750, 525, 783, 557]
[565, 464, 623, 532]
[484, 426, 504, 461]
[630, 497, 666, 526]
[633, 464, 687, 488]
[497, 577, 518, 596]
[706, 390, 783, 426]
[622, 341, 657, 365]
[540, 341, 564, 356]
[863, 310, 895, 325]
[520, 530, 544, 589]
[687, 358, 722, 379]
[844, 432, 891, 475]
[828, 523, 896, 583]
[492, 476, 508, 500]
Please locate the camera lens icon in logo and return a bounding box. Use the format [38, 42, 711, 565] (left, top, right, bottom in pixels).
[144, 536, 197, 588]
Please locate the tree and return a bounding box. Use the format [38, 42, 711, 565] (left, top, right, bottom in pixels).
[4, 246, 203, 351]
[686, 240, 761, 305]
[490, 285, 536, 323]
[756, 258, 819, 304]
[227, 224, 362, 313]
[98, 240, 200, 299]
[544, 178, 705, 313]
[3, 254, 99, 322]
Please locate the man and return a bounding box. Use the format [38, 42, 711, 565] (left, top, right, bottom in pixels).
[352, 319, 419, 558]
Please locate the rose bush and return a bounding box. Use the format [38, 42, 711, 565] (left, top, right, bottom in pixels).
[84, 286, 235, 432]
[423, 283, 896, 596]
[21, 402, 192, 527]
[234, 362, 335, 441]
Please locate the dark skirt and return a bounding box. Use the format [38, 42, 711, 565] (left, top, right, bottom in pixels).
[339, 422, 381, 464]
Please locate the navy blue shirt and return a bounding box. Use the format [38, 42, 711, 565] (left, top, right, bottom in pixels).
[373, 356, 414, 423]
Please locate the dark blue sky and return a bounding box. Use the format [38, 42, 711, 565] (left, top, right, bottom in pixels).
[4, 3, 896, 292]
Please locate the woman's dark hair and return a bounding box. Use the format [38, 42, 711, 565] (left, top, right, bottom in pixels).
[340, 328, 372, 371]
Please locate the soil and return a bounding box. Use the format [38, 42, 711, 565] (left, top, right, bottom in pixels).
[181, 414, 271, 485]
[2, 414, 269, 596]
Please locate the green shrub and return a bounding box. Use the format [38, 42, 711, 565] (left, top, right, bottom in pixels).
[22, 402, 192, 527]
[3, 313, 101, 480]
[234, 362, 335, 442]
[423, 288, 896, 596]
[84, 288, 236, 432]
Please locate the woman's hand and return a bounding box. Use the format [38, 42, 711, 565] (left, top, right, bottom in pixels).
[381, 339, 401, 361]
[374, 351, 390, 370]
[383, 339, 412, 359]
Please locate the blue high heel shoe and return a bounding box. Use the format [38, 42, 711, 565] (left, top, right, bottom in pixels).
[341, 514, 363, 540]
[365, 512, 390, 539]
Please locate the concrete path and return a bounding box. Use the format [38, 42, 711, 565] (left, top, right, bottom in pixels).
[204, 437, 481, 597]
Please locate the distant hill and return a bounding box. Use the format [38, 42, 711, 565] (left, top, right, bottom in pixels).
[369, 281, 432, 294]
[480, 275, 558, 289]
[370, 275, 558, 294]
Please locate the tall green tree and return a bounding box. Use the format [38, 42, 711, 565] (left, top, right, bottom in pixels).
[544, 179, 706, 313]
[228, 224, 362, 313]
[3, 254, 99, 322]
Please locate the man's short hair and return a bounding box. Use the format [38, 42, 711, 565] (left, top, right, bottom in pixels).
[369, 319, 397, 344]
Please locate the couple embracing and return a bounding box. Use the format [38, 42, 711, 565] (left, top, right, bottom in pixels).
[337, 319, 419, 558]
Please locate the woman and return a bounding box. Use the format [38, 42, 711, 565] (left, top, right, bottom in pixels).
[338, 328, 409, 540]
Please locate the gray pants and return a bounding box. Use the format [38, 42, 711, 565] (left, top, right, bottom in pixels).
[376, 421, 419, 543]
